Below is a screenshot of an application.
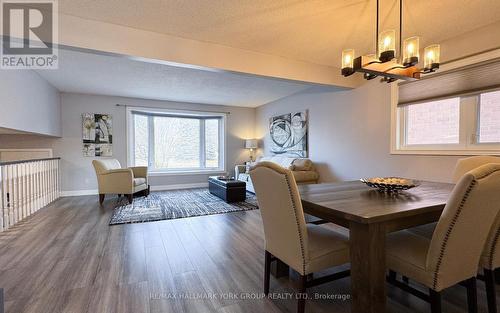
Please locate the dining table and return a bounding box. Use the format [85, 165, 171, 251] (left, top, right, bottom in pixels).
[295, 180, 455, 313]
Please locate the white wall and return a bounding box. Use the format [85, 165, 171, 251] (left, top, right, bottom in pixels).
[0, 75, 479, 193]
[0, 70, 61, 137]
[256, 81, 464, 183]
[0, 93, 255, 194]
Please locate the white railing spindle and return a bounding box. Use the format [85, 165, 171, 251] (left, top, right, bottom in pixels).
[0, 158, 60, 231]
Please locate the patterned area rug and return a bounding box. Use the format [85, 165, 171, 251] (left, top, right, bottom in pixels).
[109, 188, 258, 225]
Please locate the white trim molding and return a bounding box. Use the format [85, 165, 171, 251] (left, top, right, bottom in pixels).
[61, 189, 98, 197]
[60, 182, 209, 197]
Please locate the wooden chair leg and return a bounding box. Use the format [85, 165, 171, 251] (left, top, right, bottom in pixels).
[99, 194, 105, 204]
[264, 251, 271, 296]
[465, 277, 478, 313]
[271, 258, 289, 278]
[297, 275, 307, 313]
[126, 194, 133, 204]
[429, 289, 442, 313]
[485, 269, 497, 313]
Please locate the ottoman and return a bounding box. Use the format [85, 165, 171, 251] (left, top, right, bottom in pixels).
[208, 176, 246, 203]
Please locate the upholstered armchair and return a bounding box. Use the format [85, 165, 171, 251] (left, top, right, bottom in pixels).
[92, 159, 149, 204]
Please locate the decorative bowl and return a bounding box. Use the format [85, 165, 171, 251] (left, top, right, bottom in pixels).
[360, 177, 420, 193]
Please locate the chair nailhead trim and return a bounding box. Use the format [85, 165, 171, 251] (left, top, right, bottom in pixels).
[284, 174, 306, 275]
[433, 179, 477, 290]
[475, 167, 500, 270]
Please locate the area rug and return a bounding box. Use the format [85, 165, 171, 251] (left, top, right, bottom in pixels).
[109, 188, 258, 225]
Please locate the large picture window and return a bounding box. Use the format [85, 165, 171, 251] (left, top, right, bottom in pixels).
[128, 108, 225, 173]
[394, 88, 500, 154]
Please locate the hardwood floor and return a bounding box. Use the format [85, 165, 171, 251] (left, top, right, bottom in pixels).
[0, 194, 497, 313]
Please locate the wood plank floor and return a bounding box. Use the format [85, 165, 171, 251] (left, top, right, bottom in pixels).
[0, 194, 498, 313]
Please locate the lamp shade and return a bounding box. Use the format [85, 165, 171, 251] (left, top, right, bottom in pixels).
[378, 30, 396, 56]
[424, 44, 440, 70]
[341, 49, 355, 69]
[245, 139, 258, 149]
[403, 36, 420, 65]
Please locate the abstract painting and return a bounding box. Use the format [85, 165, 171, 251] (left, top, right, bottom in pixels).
[82, 113, 113, 157]
[269, 111, 308, 157]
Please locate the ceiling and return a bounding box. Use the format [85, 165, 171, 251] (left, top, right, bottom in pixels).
[35, 49, 334, 107]
[58, 0, 500, 68]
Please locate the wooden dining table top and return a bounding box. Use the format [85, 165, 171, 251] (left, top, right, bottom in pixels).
[296, 180, 456, 313]
[298, 180, 455, 225]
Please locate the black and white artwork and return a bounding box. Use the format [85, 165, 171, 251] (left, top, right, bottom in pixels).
[269, 111, 308, 157]
[82, 113, 113, 157]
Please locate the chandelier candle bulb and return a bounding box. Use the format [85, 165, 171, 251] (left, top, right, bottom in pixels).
[424, 44, 440, 71]
[341, 49, 355, 76]
[403, 36, 420, 66]
[378, 30, 396, 62]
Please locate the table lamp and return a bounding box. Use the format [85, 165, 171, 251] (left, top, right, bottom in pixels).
[245, 139, 258, 162]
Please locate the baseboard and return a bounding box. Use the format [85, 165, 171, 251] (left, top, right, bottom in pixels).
[60, 183, 209, 197]
[151, 182, 208, 191]
[60, 189, 98, 197]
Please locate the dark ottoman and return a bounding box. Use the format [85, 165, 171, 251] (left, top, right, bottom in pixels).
[208, 176, 246, 203]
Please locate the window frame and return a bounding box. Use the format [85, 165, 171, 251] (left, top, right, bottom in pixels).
[474, 90, 500, 147]
[391, 84, 500, 156]
[126, 106, 227, 175]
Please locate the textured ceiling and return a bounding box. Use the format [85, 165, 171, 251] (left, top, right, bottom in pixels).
[58, 0, 500, 67]
[35, 49, 335, 107]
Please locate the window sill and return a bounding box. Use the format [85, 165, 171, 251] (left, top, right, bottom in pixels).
[391, 149, 500, 156]
[148, 169, 227, 177]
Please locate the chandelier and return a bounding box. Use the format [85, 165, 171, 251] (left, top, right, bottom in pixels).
[341, 0, 441, 83]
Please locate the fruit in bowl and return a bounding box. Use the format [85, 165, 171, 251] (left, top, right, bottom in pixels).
[360, 177, 420, 192]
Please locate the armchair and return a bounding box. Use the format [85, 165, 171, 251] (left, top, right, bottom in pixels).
[92, 159, 149, 204]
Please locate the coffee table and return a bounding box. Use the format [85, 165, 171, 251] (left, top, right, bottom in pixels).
[208, 176, 246, 203]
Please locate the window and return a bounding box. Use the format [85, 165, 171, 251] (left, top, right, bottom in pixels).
[405, 98, 460, 146]
[478, 90, 500, 144]
[128, 108, 225, 173]
[394, 88, 500, 154]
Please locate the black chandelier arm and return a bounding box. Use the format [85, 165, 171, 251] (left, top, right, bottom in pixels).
[400, 0, 403, 58]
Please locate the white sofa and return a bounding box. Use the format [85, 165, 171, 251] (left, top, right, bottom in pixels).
[235, 156, 319, 193]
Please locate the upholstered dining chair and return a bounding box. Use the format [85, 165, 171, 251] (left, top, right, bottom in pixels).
[408, 156, 500, 313]
[452, 156, 500, 183]
[249, 162, 350, 313]
[92, 159, 149, 204]
[386, 163, 500, 313]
